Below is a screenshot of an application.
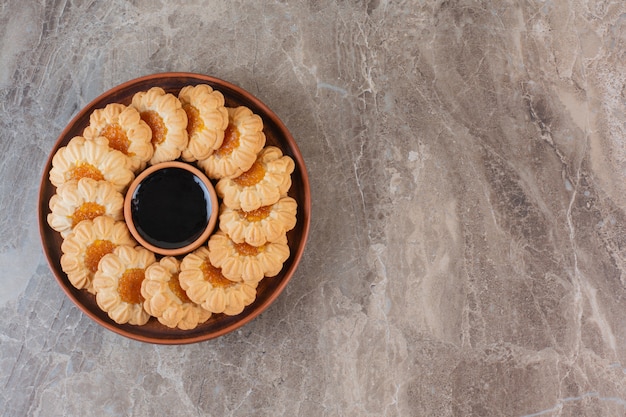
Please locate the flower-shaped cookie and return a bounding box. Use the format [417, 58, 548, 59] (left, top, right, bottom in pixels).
[93, 245, 156, 325]
[218, 196, 297, 246]
[141, 256, 212, 329]
[131, 87, 188, 165]
[47, 178, 124, 238]
[178, 84, 228, 162]
[49, 136, 134, 192]
[83, 103, 153, 172]
[197, 106, 265, 179]
[207, 230, 290, 284]
[60, 215, 137, 294]
[216, 146, 294, 212]
[179, 247, 257, 315]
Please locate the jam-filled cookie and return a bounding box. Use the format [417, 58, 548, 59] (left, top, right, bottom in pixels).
[131, 87, 188, 165]
[141, 256, 212, 329]
[216, 146, 294, 212]
[47, 178, 124, 238]
[83, 103, 153, 172]
[60, 215, 137, 294]
[207, 230, 290, 285]
[178, 84, 228, 162]
[93, 245, 156, 325]
[197, 106, 265, 179]
[179, 247, 257, 315]
[218, 196, 297, 247]
[49, 136, 134, 193]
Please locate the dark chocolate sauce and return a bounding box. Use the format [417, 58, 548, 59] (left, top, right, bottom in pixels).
[130, 167, 212, 249]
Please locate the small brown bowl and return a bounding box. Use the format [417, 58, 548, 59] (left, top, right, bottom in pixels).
[38, 73, 311, 344]
[124, 161, 219, 257]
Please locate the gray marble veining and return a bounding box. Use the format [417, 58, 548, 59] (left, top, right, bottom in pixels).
[2, 0, 626, 416]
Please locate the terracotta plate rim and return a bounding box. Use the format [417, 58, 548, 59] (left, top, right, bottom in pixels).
[37, 72, 311, 345]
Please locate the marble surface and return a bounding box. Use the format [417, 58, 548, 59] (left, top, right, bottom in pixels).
[2, 0, 626, 415]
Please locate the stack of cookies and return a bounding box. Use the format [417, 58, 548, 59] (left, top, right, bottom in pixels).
[46, 84, 297, 330]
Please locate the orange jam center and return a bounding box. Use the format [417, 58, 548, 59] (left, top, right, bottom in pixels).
[70, 202, 106, 228]
[118, 268, 145, 304]
[233, 242, 261, 256]
[141, 110, 168, 145]
[200, 261, 233, 288]
[183, 103, 204, 136]
[233, 161, 266, 187]
[101, 123, 130, 155]
[69, 162, 105, 182]
[214, 123, 240, 157]
[238, 205, 272, 222]
[84, 239, 116, 273]
[168, 272, 191, 303]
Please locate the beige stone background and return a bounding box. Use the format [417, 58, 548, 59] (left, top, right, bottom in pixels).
[2, 0, 626, 416]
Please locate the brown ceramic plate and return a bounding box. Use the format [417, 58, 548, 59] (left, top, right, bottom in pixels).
[38, 73, 310, 344]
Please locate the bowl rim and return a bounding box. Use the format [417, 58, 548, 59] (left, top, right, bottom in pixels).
[123, 161, 219, 257]
[38, 72, 311, 344]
